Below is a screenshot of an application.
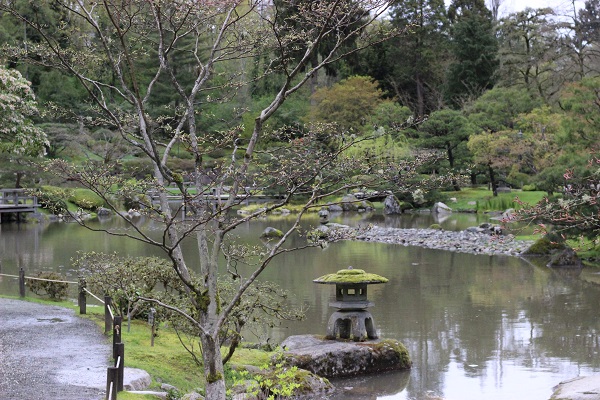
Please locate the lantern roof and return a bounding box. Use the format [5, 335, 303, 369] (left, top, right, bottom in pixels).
[313, 267, 388, 285]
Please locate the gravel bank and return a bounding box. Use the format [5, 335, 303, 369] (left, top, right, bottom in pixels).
[0, 298, 111, 400]
[336, 226, 534, 256]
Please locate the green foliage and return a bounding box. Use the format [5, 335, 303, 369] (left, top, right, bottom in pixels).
[0, 67, 49, 157]
[228, 356, 325, 400]
[28, 271, 69, 300]
[310, 76, 385, 132]
[476, 196, 517, 212]
[74, 252, 179, 319]
[445, 0, 498, 107]
[37, 186, 69, 215]
[68, 188, 105, 210]
[523, 236, 566, 255]
[559, 77, 600, 146]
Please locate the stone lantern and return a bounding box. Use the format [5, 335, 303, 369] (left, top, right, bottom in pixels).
[314, 266, 388, 342]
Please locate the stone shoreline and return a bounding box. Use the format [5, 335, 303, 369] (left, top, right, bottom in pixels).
[333, 225, 534, 256]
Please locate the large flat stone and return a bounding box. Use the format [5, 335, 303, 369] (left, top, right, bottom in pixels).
[551, 376, 600, 400]
[280, 335, 411, 378]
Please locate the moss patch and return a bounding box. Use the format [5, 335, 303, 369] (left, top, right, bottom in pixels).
[524, 236, 567, 255]
[314, 268, 388, 284]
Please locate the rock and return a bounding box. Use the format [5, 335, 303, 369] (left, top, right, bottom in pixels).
[340, 194, 375, 212]
[502, 208, 515, 219]
[551, 375, 600, 400]
[330, 225, 533, 256]
[328, 204, 343, 212]
[128, 209, 142, 218]
[280, 335, 411, 378]
[547, 248, 583, 269]
[96, 207, 112, 216]
[478, 223, 502, 235]
[383, 195, 402, 215]
[182, 392, 205, 400]
[260, 227, 284, 238]
[124, 367, 152, 391]
[523, 236, 567, 256]
[161, 383, 178, 392]
[432, 202, 452, 215]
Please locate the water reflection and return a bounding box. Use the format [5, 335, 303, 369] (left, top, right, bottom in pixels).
[1, 214, 600, 399]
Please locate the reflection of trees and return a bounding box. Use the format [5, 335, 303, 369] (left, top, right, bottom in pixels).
[373, 247, 600, 399]
[525, 274, 600, 369]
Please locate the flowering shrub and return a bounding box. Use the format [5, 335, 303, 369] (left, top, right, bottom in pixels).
[0, 67, 49, 156]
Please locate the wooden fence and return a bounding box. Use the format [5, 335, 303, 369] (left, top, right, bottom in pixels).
[0, 268, 125, 400]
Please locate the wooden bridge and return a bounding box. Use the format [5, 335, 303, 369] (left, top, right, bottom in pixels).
[0, 189, 39, 222]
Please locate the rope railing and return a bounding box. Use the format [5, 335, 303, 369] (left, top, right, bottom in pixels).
[83, 287, 105, 304]
[0, 273, 77, 284]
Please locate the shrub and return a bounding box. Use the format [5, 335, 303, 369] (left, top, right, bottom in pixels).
[36, 188, 69, 215]
[28, 271, 69, 300]
[522, 184, 537, 191]
[68, 188, 105, 210]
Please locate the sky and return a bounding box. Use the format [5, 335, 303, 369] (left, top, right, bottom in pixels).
[497, 0, 585, 16]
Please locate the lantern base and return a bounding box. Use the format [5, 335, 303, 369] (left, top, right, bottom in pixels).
[325, 310, 378, 342]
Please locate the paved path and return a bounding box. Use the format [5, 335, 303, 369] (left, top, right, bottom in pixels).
[0, 298, 110, 400]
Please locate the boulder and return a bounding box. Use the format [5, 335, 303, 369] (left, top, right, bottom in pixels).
[547, 248, 583, 269]
[523, 236, 567, 256]
[97, 207, 112, 217]
[340, 194, 375, 212]
[281, 335, 411, 378]
[432, 202, 452, 215]
[124, 367, 152, 391]
[383, 195, 402, 215]
[328, 204, 343, 212]
[260, 227, 284, 239]
[478, 223, 503, 235]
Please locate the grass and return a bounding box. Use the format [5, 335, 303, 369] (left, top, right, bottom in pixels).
[445, 187, 547, 212]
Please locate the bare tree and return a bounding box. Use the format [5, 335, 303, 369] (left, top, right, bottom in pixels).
[0, 1, 400, 398]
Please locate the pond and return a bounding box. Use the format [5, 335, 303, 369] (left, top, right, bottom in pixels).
[1, 211, 599, 400]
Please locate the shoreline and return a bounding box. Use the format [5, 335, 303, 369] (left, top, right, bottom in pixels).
[332, 225, 534, 256]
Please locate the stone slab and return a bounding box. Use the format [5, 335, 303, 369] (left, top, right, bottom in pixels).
[551, 376, 600, 400]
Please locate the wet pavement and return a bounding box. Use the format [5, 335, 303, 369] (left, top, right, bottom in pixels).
[0, 298, 110, 400]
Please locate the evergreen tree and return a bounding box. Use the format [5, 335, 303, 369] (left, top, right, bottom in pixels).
[445, 0, 498, 107]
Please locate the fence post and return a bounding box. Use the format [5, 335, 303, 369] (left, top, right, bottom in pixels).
[19, 267, 25, 297]
[113, 316, 122, 359]
[104, 295, 112, 334]
[148, 308, 156, 347]
[115, 342, 125, 392]
[106, 367, 118, 400]
[78, 278, 87, 315]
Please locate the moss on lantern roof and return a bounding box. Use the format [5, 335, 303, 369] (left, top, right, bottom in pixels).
[313, 267, 388, 284]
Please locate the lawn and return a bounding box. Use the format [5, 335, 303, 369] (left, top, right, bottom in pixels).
[444, 187, 548, 212]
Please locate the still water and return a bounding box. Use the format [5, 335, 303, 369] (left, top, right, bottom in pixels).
[1, 212, 599, 400]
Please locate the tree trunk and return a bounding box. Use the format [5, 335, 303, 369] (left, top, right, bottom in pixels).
[200, 333, 227, 400]
[488, 164, 498, 196]
[447, 143, 460, 191]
